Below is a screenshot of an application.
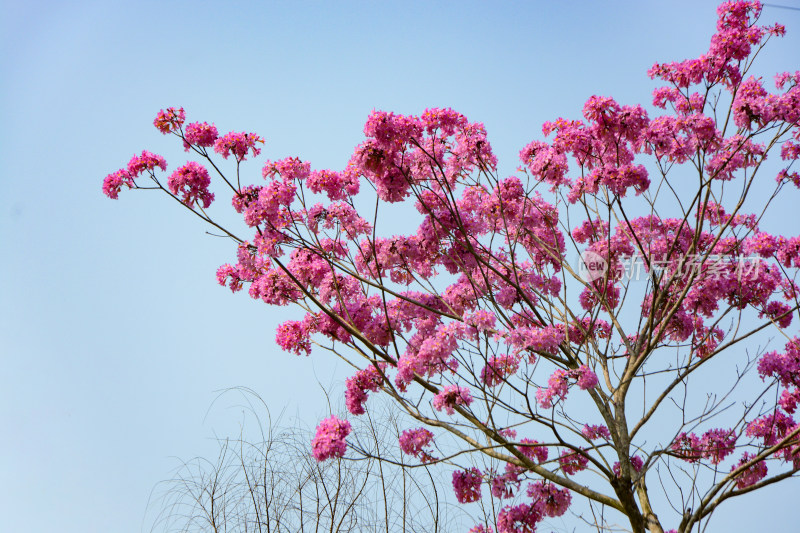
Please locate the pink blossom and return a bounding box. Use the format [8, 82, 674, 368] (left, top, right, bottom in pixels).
[777, 169, 800, 189]
[568, 317, 611, 345]
[671, 429, 736, 464]
[432, 385, 473, 415]
[536, 366, 597, 408]
[491, 463, 523, 499]
[781, 140, 800, 161]
[499, 428, 517, 440]
[519, 140, 570, 189]
[275, 317, 315, 356]
[705, 135, 765, 181]
[249, 268, 301, 305]
[506, 325, 565, 358]
[731, 452, 768, 489]
[671, 432, 703, 463]
[183, 121, 218, 150]
[214, 131, 264, 162]
[497, 503, 542, 533]
[311, 415, 351, 462]
[648, 1, 766, 87]
[154, 106, 185, 134]
[758, 337, 800, 389]
[574, 364, 599, 390]
[167, 161, 214, 208]
[776, 237, 800, 268]
[102, 169, 133, 199]
[558, 449, 589, 475]
[395, 321, 465, 389]
[452, 467, 482, 503]
[582, 424, 611, 441]
[345, 364, 385, 415]
[613, 455, 644, 477]
[306, 168, 360, 200]
[732, 76, 773, 128]
[760, 299, 792, 329]
[127, 150, 167, 177]
[699, 429, 737, 464]
[399, 428, 435, 461]
[465, 309, 497, 333]
[746, 411, 796, 446]
[527, 480, 571, 517]
[779, 389, 800, 414]
[536, 368, 569, 408]
[743, 232, 778, 258]
[572, 218, 609, 244]
[263, 156, 311, 181]
[481, 354, 520, 387]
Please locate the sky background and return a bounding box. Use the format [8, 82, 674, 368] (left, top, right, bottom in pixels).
[1, 1, 799, 532]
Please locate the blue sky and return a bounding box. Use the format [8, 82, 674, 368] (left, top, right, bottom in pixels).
[1, 1, 799, 532]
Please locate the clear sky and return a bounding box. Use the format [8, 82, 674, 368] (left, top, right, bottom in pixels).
[1, 1, 799, 532]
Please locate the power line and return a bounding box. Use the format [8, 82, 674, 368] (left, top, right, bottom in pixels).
[763, 3, 800, 11]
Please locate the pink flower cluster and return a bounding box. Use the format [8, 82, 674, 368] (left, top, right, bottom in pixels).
[154, 106, 185, 134]
[274, 317, 314, 356]
[127, 150, 167, 177]
[398, 427, 435, 461]
[311, 415, 351, 462]
[582, 424, 612, 441]
[648, 1, 774, 88]
[233, 177, 297, 230]
[612, 455, 644, 477]
[758, 337, 800, 389]
[102, 169, 134, 200]
[671, 428, 737, 464]
[731, 452, 768, 488]
[496, 502, 542, 533]
[214, 131, 264, 162]
[519, 140, 569, 190]
[731, 73, 800, 130]
[102, 150, 167, 199]
[530, 95, 651, 203]
[465, 309, 497, 333]
[758, 337, 800, 421]
[396, 322, 462, 390]
[526, 480, 571, 517]
[481, 354, 520, 387]
[345, 364, 385, 415]
[477, 460, 573, 530]
[353, 107, 496, 203]
[536, 369, 569, 408]
[491, 463, 524, 500]
[517, 438, 549, 464]
[306, 202, 372, 239]
[167, 161, 214, 208]
[306, 168, 360, 201]
[432, 384, 473, 415]
[452, 467, 482, 503]
[505, 324, 565, 358]
[215, 243, 302, 305]
[558, 449, 589, 475]
[183, 121, 219, 150]
[705, 135, 765, 181]
[536, 365, 598, 408]
[746, 411, 797, 450]
[572, 218, 610, 244]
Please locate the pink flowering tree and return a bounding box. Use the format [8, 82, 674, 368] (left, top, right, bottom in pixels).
[104, 2, 800, 532]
